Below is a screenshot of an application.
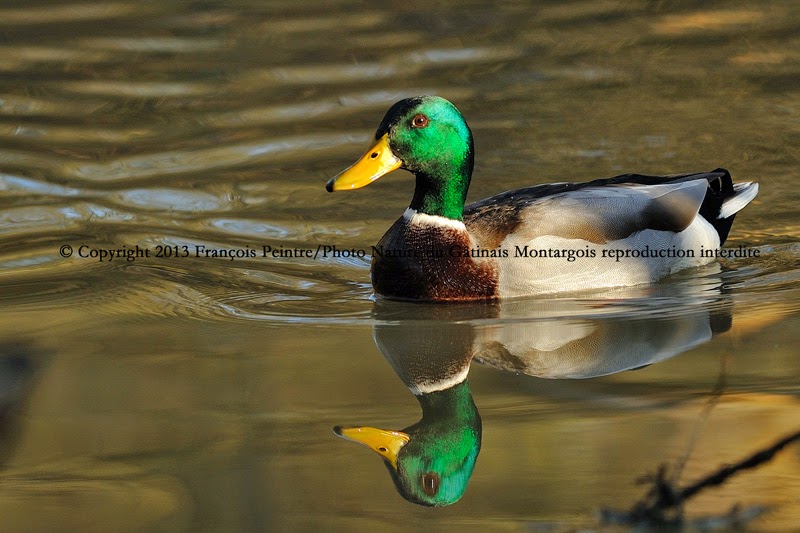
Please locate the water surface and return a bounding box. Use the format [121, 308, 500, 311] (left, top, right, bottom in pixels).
[1, 0, 799, 531]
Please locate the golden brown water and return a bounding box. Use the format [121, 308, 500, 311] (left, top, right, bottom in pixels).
[1, 1, 799, 531]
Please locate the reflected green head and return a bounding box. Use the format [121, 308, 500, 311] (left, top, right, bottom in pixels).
[336, 380, 481, 507]
[386, 422, 481, 507]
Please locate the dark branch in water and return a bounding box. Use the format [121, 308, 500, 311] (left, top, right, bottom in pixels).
[680, 429, 800, 501]
[600, 428, 800, 528]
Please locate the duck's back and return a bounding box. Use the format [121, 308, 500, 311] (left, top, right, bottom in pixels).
[463, 169, 758, 296]
[464, 169, 753, 246]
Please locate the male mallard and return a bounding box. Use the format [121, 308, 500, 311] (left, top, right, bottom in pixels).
[326, 96, 759, 301]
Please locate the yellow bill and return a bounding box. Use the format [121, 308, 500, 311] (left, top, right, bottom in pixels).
[326, 134, 401, 192]
[333, 425, 410, 469]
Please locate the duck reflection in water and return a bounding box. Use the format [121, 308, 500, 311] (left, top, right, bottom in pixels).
[335, 282, 735, 506]
[335, 303, 485, 507]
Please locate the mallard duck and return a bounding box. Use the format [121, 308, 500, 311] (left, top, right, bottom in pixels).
[325, 96, 759, 301]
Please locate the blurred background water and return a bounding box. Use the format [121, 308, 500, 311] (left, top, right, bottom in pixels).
[0, 0, 799, 531]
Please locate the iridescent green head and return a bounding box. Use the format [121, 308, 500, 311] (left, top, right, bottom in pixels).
[326, 96, 475, 220]
[334, 380, 481, 506]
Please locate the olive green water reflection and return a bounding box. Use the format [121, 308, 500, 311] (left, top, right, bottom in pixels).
[1, 0, 800, 531]
[334, 281, 762, 509]
[2, 286, 799, 530]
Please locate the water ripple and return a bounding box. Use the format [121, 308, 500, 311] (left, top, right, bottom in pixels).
[257, 12, 385, 34]
[78, 37, 222, 53]
[204, 218, 366, 242]
[0, 46, 108, 67]
[60, 80, 214, 98]
[0, 124, 157, 144]
[116, 189, 228, 212]
[237, 46, 520, 87]
[207, 219, 293, 239]
[0, 206, 83, 236]
[406, 46, 520, 65]
[62, 132, 367, 181]
[0, 3, 138, 25]
[651, 10, 766, 36]
[0, 94, 107, 117]
[0, 174, 84, 197]
[206, 90, 431, 128]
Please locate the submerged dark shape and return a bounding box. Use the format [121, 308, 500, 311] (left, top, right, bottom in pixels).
[0, 342, 47, 467]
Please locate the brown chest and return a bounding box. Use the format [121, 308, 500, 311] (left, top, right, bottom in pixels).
[370, 218, 499, 301]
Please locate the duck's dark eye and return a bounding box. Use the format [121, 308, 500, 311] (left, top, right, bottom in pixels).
[421, 473, 440, 496]
[411, 114, 429, 128]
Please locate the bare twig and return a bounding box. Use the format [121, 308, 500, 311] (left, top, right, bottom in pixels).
[679, 429, 800, 501]
[601, 428, 800, 527]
